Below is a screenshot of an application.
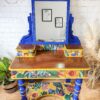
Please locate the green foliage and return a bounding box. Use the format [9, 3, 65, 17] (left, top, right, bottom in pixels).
[0, 61, 6, 71]
[2, 57, 10, 70]
[0, 57, 13, 86]
[0, 72, 6, 80]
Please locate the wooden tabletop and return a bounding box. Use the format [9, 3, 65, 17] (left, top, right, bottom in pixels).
[10, 51, 89, 71]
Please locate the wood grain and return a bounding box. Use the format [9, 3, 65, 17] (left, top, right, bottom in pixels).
[10, 51, 89, 70]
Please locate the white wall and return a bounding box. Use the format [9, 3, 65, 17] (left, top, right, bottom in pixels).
[0, 0, 31, 58]
[0, 0, 100, 59]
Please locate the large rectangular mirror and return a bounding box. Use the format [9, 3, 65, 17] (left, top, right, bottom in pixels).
[32, 0, 70, 44]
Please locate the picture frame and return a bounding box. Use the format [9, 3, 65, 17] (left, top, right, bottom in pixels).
[42, 9, 52, 22]
[55, 17, 63, 28]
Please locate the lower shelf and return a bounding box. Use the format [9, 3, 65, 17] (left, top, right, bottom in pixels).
[26, 80, 74, 100]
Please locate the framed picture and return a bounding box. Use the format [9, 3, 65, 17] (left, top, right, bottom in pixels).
[42, 9, 52, 22]
[55, 17, 63, 28]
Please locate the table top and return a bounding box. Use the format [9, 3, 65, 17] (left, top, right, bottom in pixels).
[10, 51, 89, 71]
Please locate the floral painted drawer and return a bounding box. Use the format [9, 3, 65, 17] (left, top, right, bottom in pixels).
[11, 70, 87, 79]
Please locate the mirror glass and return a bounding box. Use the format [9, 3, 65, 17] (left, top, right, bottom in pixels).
[35, 1, 67, 42]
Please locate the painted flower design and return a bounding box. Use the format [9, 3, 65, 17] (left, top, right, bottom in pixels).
[68, 71, 76, 77]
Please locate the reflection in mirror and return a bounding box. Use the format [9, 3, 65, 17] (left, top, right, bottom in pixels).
[35, 1, 67, 42]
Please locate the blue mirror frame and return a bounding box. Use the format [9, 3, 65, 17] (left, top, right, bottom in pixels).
[20, 0, 71, 45]
[32, 0, 70, 45]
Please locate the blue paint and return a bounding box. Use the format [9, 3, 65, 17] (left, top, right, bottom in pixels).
[75, 79, 83, 83]
[22, 96, 27, 100]
[66, 79, 71, 83]
[66, 0, 70, 44]
[73, 95, 79, 100]
[74, 85, 81, 91]
[18, 80, 27, 100]
[68, 14, 80, 45]
[19, 86, 26, 91]
[18, 79, 25, 85]
[72, 79, 83, 100]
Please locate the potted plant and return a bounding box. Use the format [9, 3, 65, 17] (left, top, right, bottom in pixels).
[0, 57, 18, 93]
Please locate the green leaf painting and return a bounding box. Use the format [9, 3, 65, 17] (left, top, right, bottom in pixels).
[17, 73, 24, 78]
[48, 71, 58, 77]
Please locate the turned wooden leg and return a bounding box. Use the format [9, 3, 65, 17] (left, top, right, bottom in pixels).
[73, 79, 83, 100]
[18, 80, 27, 100]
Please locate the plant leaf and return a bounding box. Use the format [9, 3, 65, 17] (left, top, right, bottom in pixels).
[0, 72, 6, 80]
[2, 57, 10, 70]
[0, 61, 6, 71]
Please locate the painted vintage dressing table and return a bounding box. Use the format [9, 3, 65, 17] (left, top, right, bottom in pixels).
[9, 0, 90, 100]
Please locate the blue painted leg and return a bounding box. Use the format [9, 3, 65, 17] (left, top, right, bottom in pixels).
[73, 79, 83, 100]
[18, 80, 27, 100]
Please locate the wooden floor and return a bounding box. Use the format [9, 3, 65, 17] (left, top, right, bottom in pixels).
[0, 81, 100, 100]
[0, 87, 21, 100]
